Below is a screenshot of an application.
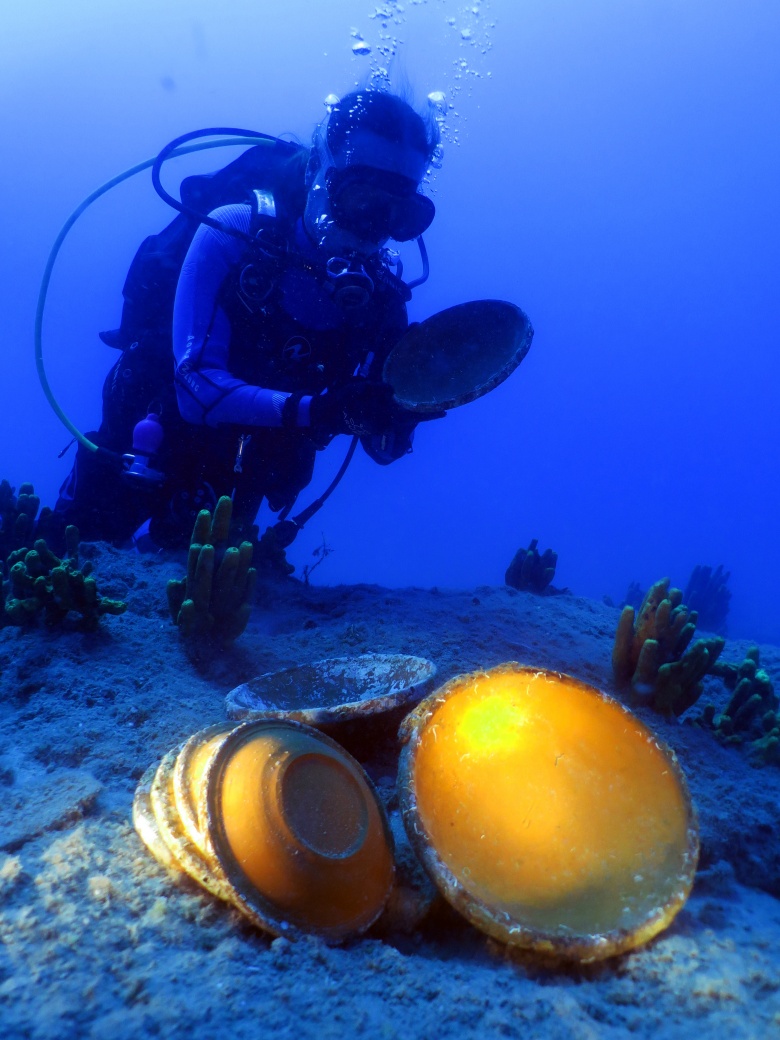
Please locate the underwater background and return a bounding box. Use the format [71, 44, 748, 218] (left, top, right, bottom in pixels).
[2, 0, 778, 641]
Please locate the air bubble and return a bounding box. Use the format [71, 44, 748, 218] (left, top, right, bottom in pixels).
[370, 66, 391, 88]
[323, 93, 340, 113]
[352, 39, 372, 56]
[429, 144, 444, 170]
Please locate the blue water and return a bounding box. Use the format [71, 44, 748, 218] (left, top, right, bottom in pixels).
[2, 0, 778, 641]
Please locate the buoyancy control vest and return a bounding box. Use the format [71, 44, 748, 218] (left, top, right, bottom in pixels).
[219, 220, 410, 397]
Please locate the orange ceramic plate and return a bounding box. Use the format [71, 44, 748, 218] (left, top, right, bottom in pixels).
[398, 664, 698, 962]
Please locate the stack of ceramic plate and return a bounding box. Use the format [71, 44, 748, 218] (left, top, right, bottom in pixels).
[135, 658, 700, 962]
[134, 717, 395, 942]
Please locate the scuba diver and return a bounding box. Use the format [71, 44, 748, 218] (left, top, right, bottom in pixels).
[54, 90, 443, 551]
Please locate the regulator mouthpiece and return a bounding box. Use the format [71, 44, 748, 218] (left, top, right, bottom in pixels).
[325, 256, 374, 310]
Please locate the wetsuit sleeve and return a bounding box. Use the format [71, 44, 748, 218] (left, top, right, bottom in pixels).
[172, 204, 311, 428]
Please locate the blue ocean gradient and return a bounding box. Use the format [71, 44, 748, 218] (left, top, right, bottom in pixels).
[1, 0, 778, 640]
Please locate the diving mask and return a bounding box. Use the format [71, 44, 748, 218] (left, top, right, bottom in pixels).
[324, 165, 435, 243]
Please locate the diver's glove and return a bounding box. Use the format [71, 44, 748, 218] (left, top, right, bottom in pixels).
[309, 379, 424, 437]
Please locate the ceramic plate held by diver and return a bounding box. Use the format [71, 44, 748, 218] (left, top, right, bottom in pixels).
[383, 300, 533, 413]
[226, 653, 436, 728]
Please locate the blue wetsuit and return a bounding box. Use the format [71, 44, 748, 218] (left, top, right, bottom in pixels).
[173, 204, 306, 429]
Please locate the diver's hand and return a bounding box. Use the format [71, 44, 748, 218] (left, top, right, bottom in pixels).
[311, 380, 422, 436]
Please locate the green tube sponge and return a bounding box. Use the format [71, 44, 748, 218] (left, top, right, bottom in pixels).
[693, 646, 778, 765]
[652, 638, 724, 717]
[612, 606, 636, 684]
[191, 544, 215, 617]
[2, 525, 126, 630]
[505, 538, 560, 594]
[612, 577, 724, 716]
[167, 497, 256, 646]
[166, 576, 187, 621]
[212, 546, 240, 617]
[211, 496, 232, 543]
[176, 599, 200, 639]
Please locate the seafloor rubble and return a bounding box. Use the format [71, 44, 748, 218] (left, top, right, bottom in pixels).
[0, 544, 779, 1039]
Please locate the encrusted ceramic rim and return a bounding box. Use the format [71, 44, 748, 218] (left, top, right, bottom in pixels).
[384, 300, 534, 413]
[397, 662, 700, 964]
[132, 762, 179, 873]
[147, 745, 232, 901]
[200, 717, 396, 942]
[225, 653, 437, 726]
[173, 723, 234, 848]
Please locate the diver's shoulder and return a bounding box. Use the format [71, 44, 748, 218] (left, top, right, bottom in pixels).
[204, 202, 253, 233]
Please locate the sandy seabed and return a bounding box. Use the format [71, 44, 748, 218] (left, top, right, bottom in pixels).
[0, 543, 778, 1040]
